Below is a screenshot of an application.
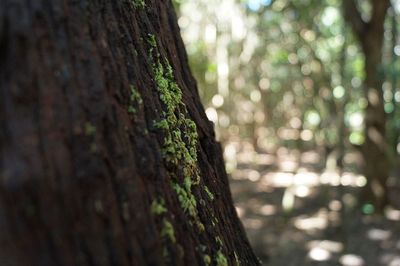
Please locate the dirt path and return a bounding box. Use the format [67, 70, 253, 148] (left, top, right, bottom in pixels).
[229, 146, 400, 266]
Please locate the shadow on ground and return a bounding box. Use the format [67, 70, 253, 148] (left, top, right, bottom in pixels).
[228, 141, 400, 266]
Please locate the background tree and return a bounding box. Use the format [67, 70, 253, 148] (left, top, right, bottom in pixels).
[343, 0, 392, 211]
[0, 0, 260, 265]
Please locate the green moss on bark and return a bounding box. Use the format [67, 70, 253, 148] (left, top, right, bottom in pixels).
[215, 250, 228, 266]
[151, 198, 167, 215]
[127, 85, 143, 114]
[161, 219, 176, 243]
[132, 0, 145, 9]
[148, 34, 201, 220]
[204, 185, 214, 201]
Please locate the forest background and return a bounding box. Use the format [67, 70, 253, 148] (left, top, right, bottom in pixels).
[175, 0, 400, 265]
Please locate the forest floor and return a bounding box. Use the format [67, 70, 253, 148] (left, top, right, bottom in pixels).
[228, 141, 400, 266]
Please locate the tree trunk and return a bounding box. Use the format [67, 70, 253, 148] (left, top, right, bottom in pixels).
[360, 32, 390, 211]
[343, 0, 391, 211]
[0, 1, 260, 265]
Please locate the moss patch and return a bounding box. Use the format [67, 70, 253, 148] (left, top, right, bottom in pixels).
[215, 250, 228, 266]
[215, 236, 223, 247]
[132, 0, 145, 9]
[203, 254, 211, 265]
[161, 219, 176, 243]
[151, 198, 167, 215]
[204, 185, 214, 201]
[127, 85, 143, 114]
[84, 122, 96, 136]
[172, 181, 197, 217]
[148, 34, 201, 220]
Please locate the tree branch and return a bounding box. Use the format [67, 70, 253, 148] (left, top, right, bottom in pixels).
[370, 0, 391, 30]
[342, 0, 366, 40]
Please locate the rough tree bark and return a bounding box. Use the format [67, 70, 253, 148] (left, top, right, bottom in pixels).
[0, 1, 260, 265]
[343, 0, 391, 211]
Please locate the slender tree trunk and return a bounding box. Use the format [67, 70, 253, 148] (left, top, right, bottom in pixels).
[389, 8, 399, 155]
[343, 0, 391, 211]
[361, 34, 390, 210]
[0, 1, 260, 265]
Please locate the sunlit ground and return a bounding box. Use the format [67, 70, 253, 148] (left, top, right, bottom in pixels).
[227, 140, 400, 266]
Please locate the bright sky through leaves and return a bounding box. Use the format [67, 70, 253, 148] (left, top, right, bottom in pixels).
[247, 0, 272, 11]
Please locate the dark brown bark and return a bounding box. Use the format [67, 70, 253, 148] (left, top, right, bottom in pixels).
[343, 0, 391, 211]
[0, 1, 260, 265]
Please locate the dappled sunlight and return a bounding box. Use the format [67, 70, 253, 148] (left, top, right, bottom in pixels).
[227, 141, 400, 265]
[367, 228, 391, 241]
[226, 139, 400, 263]
[381, 255, 400, 266]
[235, 206, 245, 218]
[308, 240, 344, 253]
[255, 153, 276, 166]
[300, 151, 321, 164]
[293, 171, 320, 186]
[320, 171, 342, 186]
[385, 207, 400, 221]
[259, 169, 366, 188]
[258, 204, 277, 216]
[294, 210, 329, 232]
[294, 186, 311, 198]
[261, 172, 294, 187]
[243, 218, 264, 230]
[308, 246, 332, 261]
[339, 254, 365, 266]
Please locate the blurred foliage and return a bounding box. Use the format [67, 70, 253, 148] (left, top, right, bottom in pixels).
[176, 0, 400, 166]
